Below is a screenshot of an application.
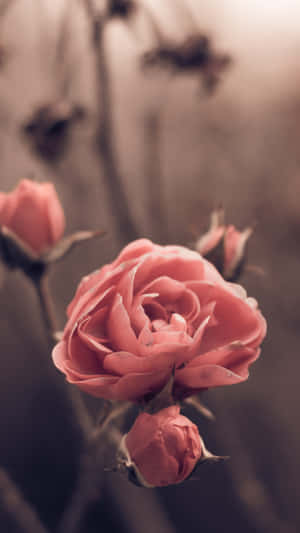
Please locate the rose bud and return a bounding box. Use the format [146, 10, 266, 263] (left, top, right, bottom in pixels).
[121, 406, 202, 487]
[53, 239, 266, 402]
[0, 179, 65, 255]
[195, 210, 252, 282]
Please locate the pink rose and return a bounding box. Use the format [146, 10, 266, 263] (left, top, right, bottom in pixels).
[52, 239, 266, 402]
[195, 210, 252, 281]
[123, 406, 202, 487]
[0, 179, 65, 254]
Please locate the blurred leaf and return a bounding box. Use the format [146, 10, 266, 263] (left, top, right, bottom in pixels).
[43, 230, 106, 264]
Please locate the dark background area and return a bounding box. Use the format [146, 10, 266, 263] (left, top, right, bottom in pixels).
[1, 0, 300, 531]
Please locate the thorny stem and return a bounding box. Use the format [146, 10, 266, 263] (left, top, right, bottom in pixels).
[0, 468, 49, 533]
[84, 0, 139, 243]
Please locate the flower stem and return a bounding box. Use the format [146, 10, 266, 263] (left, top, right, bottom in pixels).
[56, 402, 130, 533]
[144, 106, 167, 242]
[84, 0, 139, 243]
[34, 273, 58, 340]
[0, 468, 49, 533]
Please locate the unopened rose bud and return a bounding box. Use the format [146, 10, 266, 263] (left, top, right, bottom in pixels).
[195, 210, 252, 282]
[120, 406, 202, 487]
[0, 179, 65, 255]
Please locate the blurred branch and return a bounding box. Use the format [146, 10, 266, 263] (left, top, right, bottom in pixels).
[54, 0, 77, 97]
[167, 0, 198, 34]
[0, 0, 16, 18]
[208, 396, 298, 533]
[140, 1, 164, 43]
[83, 0, 139, 243]
[144, 104, 167, 241]
[56, 401, 130, 533]
[0, 468, 49, 533]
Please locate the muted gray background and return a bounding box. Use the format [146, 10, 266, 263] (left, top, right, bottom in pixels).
[1, 0, 300, 531]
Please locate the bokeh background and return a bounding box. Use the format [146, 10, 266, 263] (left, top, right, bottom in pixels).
[1, 0, 300, 531]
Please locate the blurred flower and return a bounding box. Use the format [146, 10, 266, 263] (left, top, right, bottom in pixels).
[195, 210, 253, 282]
[143, 34, 231, 92]
[121, 406, 202, 487]
[108, 0, 135, 19]
[0, 179, 65, 255]
[23, 100, 84, 162]
[53, 239, 266, 402]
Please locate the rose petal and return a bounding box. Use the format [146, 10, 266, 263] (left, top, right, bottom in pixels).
[112, 239, 155, 267]
[186, 281, 265, 352]
[107, 294, 139, 352]
[176, 363, 247, 389]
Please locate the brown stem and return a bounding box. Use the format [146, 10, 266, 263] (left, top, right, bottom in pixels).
[169, 0, 199, 33]
[55, 0, 77, 98]
[84, 0, 139, 243]
[144, 106, 167, 242]
[0, 468, 49, 533]
[140, 2, 164, 43]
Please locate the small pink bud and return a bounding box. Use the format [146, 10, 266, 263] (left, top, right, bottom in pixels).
[123, 406, 202, 487]
[195, 209, 252, 281]
[0, 179, 65, 254]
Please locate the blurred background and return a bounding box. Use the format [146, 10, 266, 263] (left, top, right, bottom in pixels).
[0, 0, 300, 531]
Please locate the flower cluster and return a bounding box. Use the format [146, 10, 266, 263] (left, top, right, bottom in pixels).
[52, 237, 266, 487]
[0, 179, 266, 488]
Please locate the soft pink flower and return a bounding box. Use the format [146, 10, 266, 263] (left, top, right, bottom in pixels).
[52, 239, 266, 402]
[0, 179, 65, 254]
[123, 406, 202, 487]
[195, 210, 252, 281]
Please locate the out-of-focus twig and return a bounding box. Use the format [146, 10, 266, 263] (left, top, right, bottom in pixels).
[56, 401, 130, 533]
[0, 0, 17, 70]
[84, 0, 139, 243]
[208, 396, 298, 533]
[54, 0, 77, 98]
[144, 104, 167, 241]
[167, 0, 198, 34]
[0, 0, 16, 18]
[0, 468, 49, 533]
